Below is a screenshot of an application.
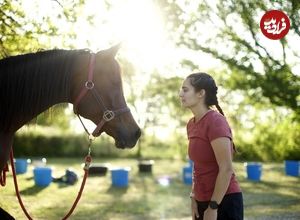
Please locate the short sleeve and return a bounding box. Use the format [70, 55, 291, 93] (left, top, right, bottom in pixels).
[207, 115, 232, 142]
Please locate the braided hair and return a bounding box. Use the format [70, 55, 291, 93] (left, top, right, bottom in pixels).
[187, 72, 237, 152]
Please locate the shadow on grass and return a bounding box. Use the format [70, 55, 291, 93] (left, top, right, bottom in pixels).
[241, 177, 300, 218]
[70, 198, 154, 220]
[106, 185, 129, 197]
[54, 182, 74, 189]
[69, 177, 156, 220]
[240, 177, 300, 195]
[20, 185, 47, 195]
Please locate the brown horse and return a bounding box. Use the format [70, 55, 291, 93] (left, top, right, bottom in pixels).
[0, 44, 141, 184]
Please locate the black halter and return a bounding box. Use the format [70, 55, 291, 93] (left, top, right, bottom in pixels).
[73, 53, 129, 137]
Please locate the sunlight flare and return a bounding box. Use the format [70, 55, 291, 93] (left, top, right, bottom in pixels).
[107, 0, 171, 70]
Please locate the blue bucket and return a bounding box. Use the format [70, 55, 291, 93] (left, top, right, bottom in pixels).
[284, 160, 299, 177]
[33, 167, 52, 187]
[183, 166, 193, 185]
[14, 159, 28, 174]
[111, 168, 130, 187]
[245, 162, 262, 181]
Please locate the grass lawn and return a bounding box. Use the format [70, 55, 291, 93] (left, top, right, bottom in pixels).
[0, 158, 299, 220]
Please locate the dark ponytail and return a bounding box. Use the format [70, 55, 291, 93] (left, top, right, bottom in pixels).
[215, 103, 236, 152]
[216, 101, 237, 153]
[215, 103, 224, 116]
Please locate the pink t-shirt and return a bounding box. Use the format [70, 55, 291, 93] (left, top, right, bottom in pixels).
[187, 110, 241, 201]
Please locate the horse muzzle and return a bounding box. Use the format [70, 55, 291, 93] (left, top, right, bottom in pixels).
[115, 128, 141, 149]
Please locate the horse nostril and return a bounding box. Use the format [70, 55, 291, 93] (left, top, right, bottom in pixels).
[135, 128, 141, 139]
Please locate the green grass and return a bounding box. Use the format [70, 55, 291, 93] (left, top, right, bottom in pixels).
[1, 159, 299, 220]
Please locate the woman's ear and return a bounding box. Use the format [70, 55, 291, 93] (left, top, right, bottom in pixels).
[197, 89, 206, 98]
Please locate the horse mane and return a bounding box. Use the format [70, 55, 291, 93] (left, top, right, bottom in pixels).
[0, 49, 90, 132]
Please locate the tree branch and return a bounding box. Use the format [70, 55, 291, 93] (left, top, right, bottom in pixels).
[52, 0, 63, 8]
[239, 1, 281, 66]
[290, 0, 300, 37]
[280, 39, 287, 65]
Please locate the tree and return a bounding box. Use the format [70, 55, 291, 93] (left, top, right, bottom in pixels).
[145, 74, 189, 127]
[158, 0, 300, 118]
[143, 74, 192, 159]
[0, 0, 86, 58]
[119, 58, 169, 158]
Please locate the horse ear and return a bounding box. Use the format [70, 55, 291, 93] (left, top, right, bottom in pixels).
[110, 43, 122, 57]
[101, 43, 121, 57]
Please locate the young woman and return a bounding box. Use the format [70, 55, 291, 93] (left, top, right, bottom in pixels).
[179, 73, 243, 220]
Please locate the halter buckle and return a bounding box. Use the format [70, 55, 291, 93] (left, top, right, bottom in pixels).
[85, 81, 94, 90]
[103, 110, 115, 121]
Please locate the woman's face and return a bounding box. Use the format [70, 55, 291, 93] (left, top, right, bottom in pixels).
[179, 78, 202, 108]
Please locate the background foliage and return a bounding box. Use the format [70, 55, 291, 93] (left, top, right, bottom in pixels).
[1, 0, 299, 161]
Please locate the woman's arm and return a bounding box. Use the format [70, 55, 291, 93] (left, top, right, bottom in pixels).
[210, 137, 233, 204]
[204, 137, 233, 219]
[190, 167, 200, 219]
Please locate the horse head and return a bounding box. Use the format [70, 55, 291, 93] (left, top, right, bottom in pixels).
[71, 45, 141, 149]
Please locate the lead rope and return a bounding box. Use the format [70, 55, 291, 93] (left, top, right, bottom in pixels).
[9, 136, 93, 220]
[10, 149, 32, 219]
[61, 137, 93, 220]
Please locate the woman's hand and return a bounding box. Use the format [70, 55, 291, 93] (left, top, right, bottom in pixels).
[203, 208, 217, 220]
[191, 197, 199, 219]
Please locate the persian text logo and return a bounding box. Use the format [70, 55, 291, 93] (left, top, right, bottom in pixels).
[260, 10, 290, 40]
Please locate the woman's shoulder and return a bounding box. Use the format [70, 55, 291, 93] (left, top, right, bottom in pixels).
[207, 110, 226, 120]
[207, 110, 232, 140]
[206, 110, 229, 126]
[187, 110, 228, 128]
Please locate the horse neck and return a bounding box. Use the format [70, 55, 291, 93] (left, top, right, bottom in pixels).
[0, 50, 75, 132]
[10, 70, 70, 132]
